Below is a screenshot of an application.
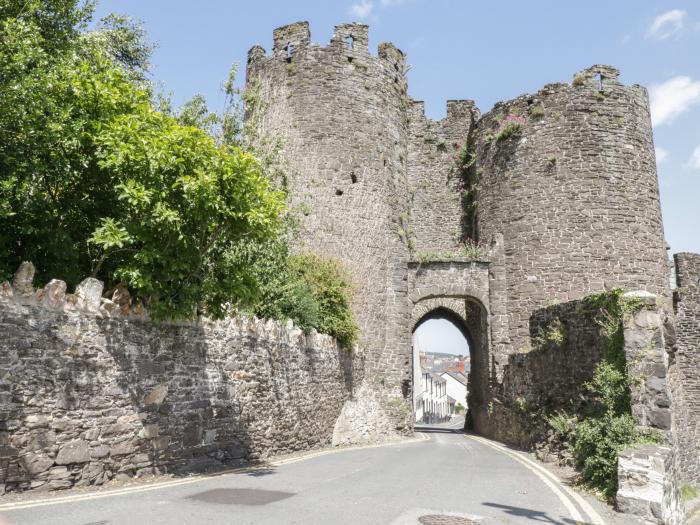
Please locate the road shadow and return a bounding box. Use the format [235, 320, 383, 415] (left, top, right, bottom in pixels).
[483, 502, 593, 525]
[415, 425, 465, 434]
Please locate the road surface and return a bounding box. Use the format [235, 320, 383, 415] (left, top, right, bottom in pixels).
[0, 421, 607, 524]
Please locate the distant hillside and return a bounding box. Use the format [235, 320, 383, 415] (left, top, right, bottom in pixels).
[424, 351, 468, 359]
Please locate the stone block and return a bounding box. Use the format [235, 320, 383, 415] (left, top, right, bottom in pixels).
[138, 424, 159, 439]
[12, 262, 35, 295]
[22, 454, 54, 475]
[42, 279, 66, 309]
[143, 384, 168, 406]
[55, 440, 90, 465]
[75, 278, 104, 312]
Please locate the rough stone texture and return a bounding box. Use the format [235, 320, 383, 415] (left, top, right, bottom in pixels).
[622, 292, 672, 432]
[11, 262, 35, 296]
[0, 279, 359, 493]
[246, 25, 671, 447]
[474, 65, 669, 354]
[408, 100, 479, 254]
[671, 253, 700, 486]
[617, 445, 682, 525]
[247, 22, 412, 441]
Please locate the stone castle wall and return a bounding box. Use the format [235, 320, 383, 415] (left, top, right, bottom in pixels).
[246, 22, 413, 437]
[474, 65, 669, 355]
[407, 100, 479, 254]
[0, 269, 359, 493]
[672, 252, 700, 485]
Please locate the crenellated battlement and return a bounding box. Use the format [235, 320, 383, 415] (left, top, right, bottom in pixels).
[248, 21, 406, 72]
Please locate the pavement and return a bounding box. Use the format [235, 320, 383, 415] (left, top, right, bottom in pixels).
[0, 419, 629, 525]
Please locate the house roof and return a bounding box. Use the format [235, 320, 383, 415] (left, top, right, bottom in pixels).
[447, 395, 456, 403]
[441, 371, 468, 386]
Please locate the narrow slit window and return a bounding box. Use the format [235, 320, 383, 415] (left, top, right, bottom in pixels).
[345, 36, 354, 50]
[286, 43, 294, 63]
[596, 73, 604, 91]
[351, 173, 358, 183]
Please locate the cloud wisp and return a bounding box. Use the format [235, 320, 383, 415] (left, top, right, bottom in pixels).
[655, 147, 669, 164]
[649, 76, 700, 126]
[688, 146, 700, 170]
[350, 0, 374, 19]
[349, 0, 409, 21]
[647, 9, 687, 40]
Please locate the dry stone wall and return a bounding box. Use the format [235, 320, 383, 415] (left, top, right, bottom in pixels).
[0, 267, 359, 493]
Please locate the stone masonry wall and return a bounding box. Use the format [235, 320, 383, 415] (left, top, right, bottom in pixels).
[475, 65, 669, 359]
[484, 298, 607, 448]
[407, 100, 479, 255]
[672, 252, 700, 485]
[246, 22, 412, 439]
[0, 268, 358, 493]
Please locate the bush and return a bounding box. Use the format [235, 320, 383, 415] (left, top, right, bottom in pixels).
[572, 413, 638, 499]
[289, 253, 359, 348]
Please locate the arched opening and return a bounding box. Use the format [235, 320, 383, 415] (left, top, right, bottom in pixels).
[411, 299, 489, 432]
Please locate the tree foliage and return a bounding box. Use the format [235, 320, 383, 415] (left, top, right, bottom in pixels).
[0, 1, 359, 343]
[0, 1, 284, 319]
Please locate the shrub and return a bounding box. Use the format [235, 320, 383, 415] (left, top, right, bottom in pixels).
[289, 253, 359, 348]
[226, 240, 358, 348]
[533, 319, 566, 350]
[572, 74, 586, 87]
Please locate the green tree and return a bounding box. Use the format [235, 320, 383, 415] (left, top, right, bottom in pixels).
[0, 1, 284, 319]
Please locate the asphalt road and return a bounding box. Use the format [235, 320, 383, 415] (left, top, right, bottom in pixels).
[0, 421, 607, 525]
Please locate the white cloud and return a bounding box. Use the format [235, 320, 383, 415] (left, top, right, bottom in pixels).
[649, 76, 700, 126]
[350, 0, 373, 19]
[655, 147, 669, 163]
[381, 0, 406, 5]
[688, 145, 700, 169]
[647, 9, 686, 40]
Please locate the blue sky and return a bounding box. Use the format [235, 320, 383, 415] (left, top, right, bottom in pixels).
[94, 0, 699, 257]
[93, 1, 698, 356]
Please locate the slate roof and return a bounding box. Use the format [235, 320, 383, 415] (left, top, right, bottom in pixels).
[442, 371, 468, 386]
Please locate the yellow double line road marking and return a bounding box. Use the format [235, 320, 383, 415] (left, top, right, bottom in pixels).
[464, 434, 605, 525]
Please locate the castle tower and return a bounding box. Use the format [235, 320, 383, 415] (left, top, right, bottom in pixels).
[474, 65, 669, 353]
[246, 22, 414, 438]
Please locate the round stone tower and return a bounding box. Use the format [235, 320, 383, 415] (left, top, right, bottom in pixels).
[246, 22, 414, 439]
[474, 65, 669, 353]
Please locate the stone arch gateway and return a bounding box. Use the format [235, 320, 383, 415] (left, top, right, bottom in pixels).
[411, 295, 490, 430]
[247, 22, 672, 448]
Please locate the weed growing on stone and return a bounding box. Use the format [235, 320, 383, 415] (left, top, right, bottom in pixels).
[528, 105, 545, 119]
[533, 318, 566, 349]
[461, 238, 488, 259]
[681, 483, 698, 502]
[496, 114, 525, 141]
[544, 289, 658, 500]
[572, 74, 586, 87]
